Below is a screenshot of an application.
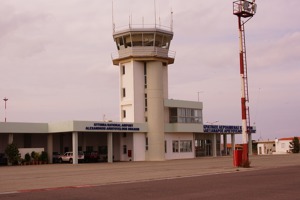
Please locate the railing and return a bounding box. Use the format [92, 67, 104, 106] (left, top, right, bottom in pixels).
[113, 23, 172, 33]
[111, 46, 176, 61]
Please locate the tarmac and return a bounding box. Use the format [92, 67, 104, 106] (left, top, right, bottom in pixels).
[0, 154, 300, 194]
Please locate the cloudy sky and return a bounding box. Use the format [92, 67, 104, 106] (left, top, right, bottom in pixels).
[0, 0, 299, 142]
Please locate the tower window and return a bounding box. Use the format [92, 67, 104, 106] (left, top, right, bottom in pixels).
[123, 110, 126, 118]
[122, 88, 126, 97]
[144, 63, 147, 75]
[122, 65, 125, 75]
[144, 93, 147, 111]
[144, 62, 147, 88]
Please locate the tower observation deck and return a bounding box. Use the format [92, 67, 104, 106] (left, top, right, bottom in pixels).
[111, 25, 176, 66]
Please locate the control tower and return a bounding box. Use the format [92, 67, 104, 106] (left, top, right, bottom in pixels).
[111, 22, 176, 161]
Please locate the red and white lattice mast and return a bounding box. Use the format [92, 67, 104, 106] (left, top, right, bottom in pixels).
[233, 0, 257, 165]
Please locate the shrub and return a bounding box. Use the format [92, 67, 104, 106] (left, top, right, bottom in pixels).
[25, 153, 31, 162]
[40, 151, 48, 163]
[5, 143, 20, 165]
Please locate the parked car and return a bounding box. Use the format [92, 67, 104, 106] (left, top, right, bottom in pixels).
[0, 153, 7, 165]
[58, 151, 84, 163]
[84, 151, 99, 163]
[52, 152, 61, 163]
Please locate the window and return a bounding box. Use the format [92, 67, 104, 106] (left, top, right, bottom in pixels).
[123, 133, 127, 138]
[143, 33, 154, 46]
[172, 141, 179, 153]
[123, 145, 127, 154]
[122, 88, 126, 97]
[123, 110, 126, 118]
[116, 37, 124, 50]
[144, 62, 147, 88]
[145, 93, 147, 111]
[169, 108, 202, 124]
[145, 137, 148, 151]
[144, 76, 147, 89]
[124, 34, 131, 48]
[180, 140, 192, 152]
[131, 33, 143, 46]
[122, 65, 125, 75]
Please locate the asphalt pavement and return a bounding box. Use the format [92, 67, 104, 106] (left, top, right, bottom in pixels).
[0, 154, 299, 194]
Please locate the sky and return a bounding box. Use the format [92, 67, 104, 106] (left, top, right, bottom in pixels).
[0, 0, 299, 143]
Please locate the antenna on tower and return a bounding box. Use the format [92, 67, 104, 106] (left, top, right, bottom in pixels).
[112, 0, 115, 33]
[170, 8, 173, 31]
[129, 13, 133, 28]
[154, 0, 157, 27]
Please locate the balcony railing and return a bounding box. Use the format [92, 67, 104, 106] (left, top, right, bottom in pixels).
[113, 23, 173, 34]
[111, 46, 176, 64]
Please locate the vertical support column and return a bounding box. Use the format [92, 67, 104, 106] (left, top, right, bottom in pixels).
[223, 134, 227, 156]
[72, 132, 78, 164]
[147, 61, 165, 161]
[231, 133, 236, 156]
[248, 133, 252, 155]
[8, 133, 13, 144]
[107, 132, 113, 163]
[47, 134, 53, 164]
[212, 133, 217, 157]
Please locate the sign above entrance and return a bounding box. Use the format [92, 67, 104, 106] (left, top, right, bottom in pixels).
[86, 123, 140, 132]
[203, 125, 256, 134]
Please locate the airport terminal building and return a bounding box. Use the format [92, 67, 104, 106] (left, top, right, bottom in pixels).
[0, 23, 255, 164]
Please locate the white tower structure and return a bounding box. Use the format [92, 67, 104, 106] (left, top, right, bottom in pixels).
[112, 21, 175, 161]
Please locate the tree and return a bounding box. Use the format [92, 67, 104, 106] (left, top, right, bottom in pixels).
[5, 143, 20, 165]
[290, 137, 300, 153]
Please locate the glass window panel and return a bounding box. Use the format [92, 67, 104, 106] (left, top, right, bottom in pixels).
[131, 34, 143, 46]
[124, 34, 131, 48]
[155, 34, 163, 47]
[172, 141, 179, 153]
[143, 33, 154, 46]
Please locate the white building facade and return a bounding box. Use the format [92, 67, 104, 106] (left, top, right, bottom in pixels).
[274, 137, 300, 154]
[0, 23, 256, 164]
[257, 141, 275, 155]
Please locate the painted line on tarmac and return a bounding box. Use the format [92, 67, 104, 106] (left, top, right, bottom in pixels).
[0, 191, 20, 195]
[0, 185, 96, 195]
[17, 185, 95, 193]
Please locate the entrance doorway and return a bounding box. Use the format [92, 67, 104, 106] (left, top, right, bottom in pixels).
[195, 139, 212, 157]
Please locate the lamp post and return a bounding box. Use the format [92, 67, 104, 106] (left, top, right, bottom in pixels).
[197, 91, 203, 102]
[3, 97, 8, 122]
